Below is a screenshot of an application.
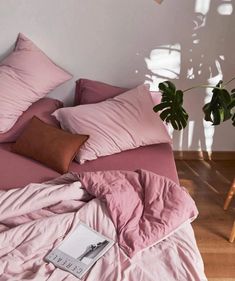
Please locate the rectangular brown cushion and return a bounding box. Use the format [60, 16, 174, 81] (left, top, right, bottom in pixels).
[12, 116, 89, 174]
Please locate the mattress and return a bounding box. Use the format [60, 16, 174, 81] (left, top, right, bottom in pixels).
[0, 142, 179, 190]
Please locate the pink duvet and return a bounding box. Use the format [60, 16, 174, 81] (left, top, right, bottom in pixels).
[0, 170, 207, 281]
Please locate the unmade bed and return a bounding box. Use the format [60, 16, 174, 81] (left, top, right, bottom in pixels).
[0, 141, 207, 280]
[0, 34, 207, 280]
[0, 168, 207, 281]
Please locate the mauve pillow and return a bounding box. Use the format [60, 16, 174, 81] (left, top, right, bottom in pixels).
[74, 79, 128, 105]
[0, 98, 63, 143]
[0, 33, 72, 133]
[12, 117, 89, 174]
[53, 84, 171, 163]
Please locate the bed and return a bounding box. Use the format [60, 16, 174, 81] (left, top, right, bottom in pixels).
[0, 35, 207, 280]
[0, 91, 207, 280]
[0, 132, 207, 280]
[0, 138, 207, 281]
[0, 94, 207, 280]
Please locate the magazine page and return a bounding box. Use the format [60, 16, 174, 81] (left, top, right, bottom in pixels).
[45, 222, 115, 279]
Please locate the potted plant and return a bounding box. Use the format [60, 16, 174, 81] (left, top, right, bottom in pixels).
[154, 78, 235, 130]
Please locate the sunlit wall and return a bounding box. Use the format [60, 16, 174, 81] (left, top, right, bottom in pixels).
[0, 0, 234, 151]
[144, 0, 235, 152]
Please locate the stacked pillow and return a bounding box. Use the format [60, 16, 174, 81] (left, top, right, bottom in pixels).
[0, 98, 63, 143]
[74, 78, 128, 105]
[0, 33, 72, 133]
[0, 33, 89, 173]
[53, 83, 171, 164]
[74, 78, 162, 106]
[1, 34, 171, 173]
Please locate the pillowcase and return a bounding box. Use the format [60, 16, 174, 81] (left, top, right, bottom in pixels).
[0, 33, 72, 133]
[12, 117, 89, 174]
[74, 78, 128, 105]
[0, 98, 63, 143]
[53, 84, 171, 164]
[74, 78, 161, 105]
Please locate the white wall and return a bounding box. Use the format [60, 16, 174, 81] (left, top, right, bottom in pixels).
[0, 0, 234, 151]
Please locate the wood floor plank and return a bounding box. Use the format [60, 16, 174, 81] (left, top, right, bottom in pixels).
[208, 279, 235, 281]
[202, 253, 235, 278]
[175, 160, 235, 279]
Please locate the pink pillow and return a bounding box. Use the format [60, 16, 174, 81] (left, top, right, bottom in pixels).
[74, 78, 128, 105]
[53, 84, 171, 163]
[0, 98, 63, 143]
[0, 33, 72, 133]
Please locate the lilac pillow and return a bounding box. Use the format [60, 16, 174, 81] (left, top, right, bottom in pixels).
[0, 33, 72, 133]
[53, 84, 171, 163]
[74, 79, 128, 105]
[0, 98, 63, 143]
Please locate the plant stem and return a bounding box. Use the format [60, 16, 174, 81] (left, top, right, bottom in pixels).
[224, 77, 235, 86]
[183, 85, 222, 93]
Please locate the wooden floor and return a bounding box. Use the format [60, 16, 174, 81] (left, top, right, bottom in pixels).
[175, 160, 235, 281]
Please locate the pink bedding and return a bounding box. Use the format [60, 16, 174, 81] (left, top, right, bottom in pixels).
[79, 170, 198, 257]
[0, 142, 179, 190]
[0, 171, 207, 280]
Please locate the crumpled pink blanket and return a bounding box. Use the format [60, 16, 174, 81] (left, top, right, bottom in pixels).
[79, 169, 198, 257]
[0, 170, 207, 281]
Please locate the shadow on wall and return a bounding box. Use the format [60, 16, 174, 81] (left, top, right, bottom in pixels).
[145, 0, 234, 152]
[0, 45, 14, 61]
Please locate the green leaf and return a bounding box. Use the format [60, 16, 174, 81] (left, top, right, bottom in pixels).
[159, 108, 171, 120]
[203, 85, 232, 125]
[154, 79, 235, 129]
[175, 90, 183, 105]
[153, 102, 170, 112]
[214, 109, 221, 125]
[220, 89, 231, 104]
[203, 103, 213, 122]
[159, 81, 176, 95]
[154, 81, 188, 130]
[171, 119, 179, 130]
[228, 92, 235, 126]
[232, 114, 235, 126]
[228, 92, 235, 109]
[228, 99, 235, 110]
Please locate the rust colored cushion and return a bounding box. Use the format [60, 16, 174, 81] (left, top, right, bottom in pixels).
[12, 117, 89, 174]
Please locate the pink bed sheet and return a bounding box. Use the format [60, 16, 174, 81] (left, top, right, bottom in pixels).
[0, 143, 179, 190]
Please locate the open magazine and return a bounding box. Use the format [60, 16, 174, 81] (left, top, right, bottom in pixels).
[45, 222, 115, 279]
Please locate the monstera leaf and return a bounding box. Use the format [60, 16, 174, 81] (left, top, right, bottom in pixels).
[153, 79, 235, 130]
[153, 81, 189, 130]
[203, 81, 232, 125]
[228, 90, 235, 126]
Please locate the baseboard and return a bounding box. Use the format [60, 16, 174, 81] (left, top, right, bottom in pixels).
[174, 150, 235, 160]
